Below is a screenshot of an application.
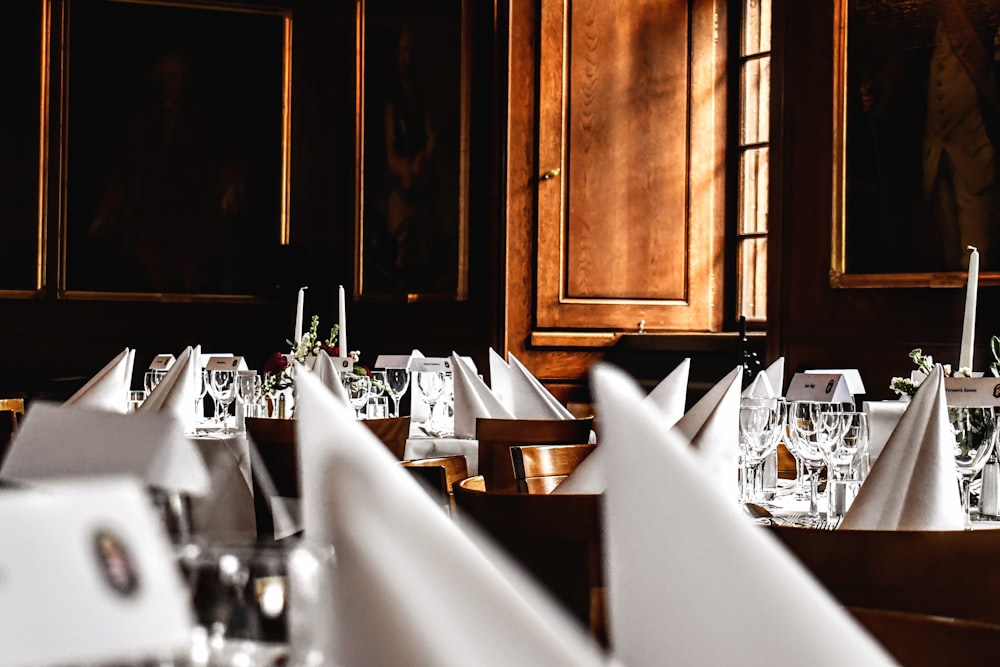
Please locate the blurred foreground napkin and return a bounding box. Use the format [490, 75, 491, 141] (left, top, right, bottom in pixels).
[138, 346, 198, 433]
[309, 353, 352, 408]
[508, 353, 574, 420]
[840, 365, 964, 530]
[293, 369, 608, 666]
[555, 363, 741, 496]
[452, 352, 514, 438]
[64, 347, 135, 414]
[592, 363, 895, 666]
[2, 402, 210, 495]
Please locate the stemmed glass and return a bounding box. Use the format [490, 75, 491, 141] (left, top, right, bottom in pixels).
[193, 368, 209, 429]
[950, 406, 998, 529]
[383, 368, 410, 418]
[817, 411, 868, 523]
[235, 371, 258, 429]
[144, 369, 166, 399]
[787, 401, 842, 526]
[739, 398, 786, 505]
[367, 370, 389, 418]
[415, 371, 446, 435]
[208, 369, 238, 433]
[341, 372, 372, 419]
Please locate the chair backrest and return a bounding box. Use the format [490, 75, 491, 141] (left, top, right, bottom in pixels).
[476, 417, 594, 492]
[363, 416, 411, 460]
[0, 398, 24, 466]
[0, 398, 25, 431]
[511, 443, 597, 494]
[850, 607, 1000, 666]
[401, 455, 469, 513]
[453, 476, 605, 643]
[768, 525, 1000, 623]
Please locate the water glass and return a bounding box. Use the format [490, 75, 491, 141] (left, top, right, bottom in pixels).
[739, 398, 785, 504]
[208, 370, 238, 432]
[415, 371, 446, 435]
[950, 406, 998, 529]
[341, 372, 372, 419]
[144, 370, 166, 399]
[383, 368, 410, 418]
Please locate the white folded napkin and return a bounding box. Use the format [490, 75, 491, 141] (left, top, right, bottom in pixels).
[309, 353, 353, 408]
[591, 363, 895, 666]
[2, 402, 210, 495]
[451, 352, 514, 438]
[555, 358, 689, 495]
[862, 400, 907, 463]
[488, 347, 514, 412]
[293, 369, 609, 666]
[555, 364, 741, 497]
[840, 365, 964, 530]
[507, 353, 574, 420]
[138, 346, 198, 433]
[645, 357, 690, 425]
[65, 348, 135, 414]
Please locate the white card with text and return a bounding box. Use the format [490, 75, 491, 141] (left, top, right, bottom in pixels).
[408, 357, 453, 373]
[0, 478, 193, 666]
[786, 372, 854, 403]
[148, 354, 175, 371]
[943, 377, 1000, 407]
[205, 355, 247, 371]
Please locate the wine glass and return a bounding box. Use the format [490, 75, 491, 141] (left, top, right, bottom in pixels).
[415, 371, 446, 435]
[739, 398, 785, 505]
[818, 411, 868, 522]
[366, 370, 389, 418]
[383, 368, 410, 418]
[341, 372, 372, 419]
[144, 369, 165, 399]
[208, 369, 238, 433]
[193, 368, 209, 429]
[950, 406, 998, 529]
[235, 371, 258, 429]
[787, 401, 841, 526]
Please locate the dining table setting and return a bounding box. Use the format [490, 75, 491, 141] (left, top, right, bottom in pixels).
[7, 275, 1000, 666]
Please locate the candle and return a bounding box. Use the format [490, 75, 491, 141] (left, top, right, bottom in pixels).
[960, 246, 979, 372]
[294, 286, 307, 344]
[338, 285, 348, 356]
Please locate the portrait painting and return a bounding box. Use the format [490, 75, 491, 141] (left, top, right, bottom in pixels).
[834, 0, 1000, 286]
[355, 0, 469, 301]
[60, 0, 290, 298]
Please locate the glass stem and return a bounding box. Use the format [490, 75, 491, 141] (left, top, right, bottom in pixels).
[808, 466, 820, 519]
[961, 476, 974, 531]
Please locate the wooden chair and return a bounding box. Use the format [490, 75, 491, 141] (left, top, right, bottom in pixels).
[476, 417, 594, 492]
[850, 607, 1000, 666]
[245, 416, 411, 539]
[0, 398, 25, 431]
[363, 416, 411, 460]
[0, 398, 26, 465]
[767, 525, 1000, 623]
[511, 443, 597, 494]
[401, 454, 469, 513]
[453, 476, 605, 644]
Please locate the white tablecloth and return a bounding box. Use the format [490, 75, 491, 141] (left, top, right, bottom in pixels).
[403, 437, 479, 475]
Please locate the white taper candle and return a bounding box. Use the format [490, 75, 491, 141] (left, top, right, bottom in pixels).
[338, 285, 348, 355]
[295, 286, 307, 344]
[960, 246, 979, 372]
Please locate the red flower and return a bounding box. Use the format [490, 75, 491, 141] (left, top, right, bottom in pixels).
[263, 351, 289, 375]
[320, 343, 339, 357]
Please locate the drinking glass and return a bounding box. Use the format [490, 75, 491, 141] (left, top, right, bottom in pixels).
[818, 411, 868, 522]
[235, 371, 258, 429]
[367, 370, 389, 418]
[193, 368, 208, 428]
[383, 368, 410, 418]
[144, 370, 166, 399]
[341, 372, 372, 419]
[739, 398, 785, 504]
[415, 371, 446, 435]
[787, 401, 841, 525]
[208, 370, 238, 433]
[950, 406, 998, 529]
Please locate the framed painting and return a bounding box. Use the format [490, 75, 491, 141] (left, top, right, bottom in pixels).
[0, 0, 49, 296]
[57, 0, 292, 300]
[831, 0, 1000, 288]
[354, 0, 470, 301]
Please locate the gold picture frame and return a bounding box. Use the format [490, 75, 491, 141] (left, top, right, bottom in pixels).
[354, 0, 470, 302]
[55, 0, 292, 302]
[830, 0, 1000, 288]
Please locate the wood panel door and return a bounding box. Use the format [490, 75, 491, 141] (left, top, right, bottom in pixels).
[534, 0, 726, 334]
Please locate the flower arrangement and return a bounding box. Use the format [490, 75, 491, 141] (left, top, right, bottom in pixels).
[889, 348, 969, 398]
[260, 315, 367, 397]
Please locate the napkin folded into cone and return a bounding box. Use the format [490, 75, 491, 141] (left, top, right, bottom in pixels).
[839, 365, 965, 531]
[293, 369, 609, 667]
[555, 363, 741, 497]
[488, 347, 514, 412]
[138, 346, 199, 433]
[2, 402, 210, 495]
[451, 352, 514, 438]
[507, 353, 574, 420]
[742, 356, 785, 399]
[592, 362, 895, 667]
[308, 353, 353, 409]
[64, 348, 135, 414]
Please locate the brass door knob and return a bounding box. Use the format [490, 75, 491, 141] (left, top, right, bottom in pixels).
[540, 168, 561, 181]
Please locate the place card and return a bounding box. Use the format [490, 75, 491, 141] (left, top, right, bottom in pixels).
[0, 477, 193, 666]
[148, 354, 175, 371]
[205, 355, 247, 371]
[1, 402, 210, 495]
[786, 372, 853, 403]
[409, 357, 453, 373]
[943, 377, 1000, 407]
[327, 356, 354, 372]
[374, 354, 412, 369]
[804, 368, 866, 395]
